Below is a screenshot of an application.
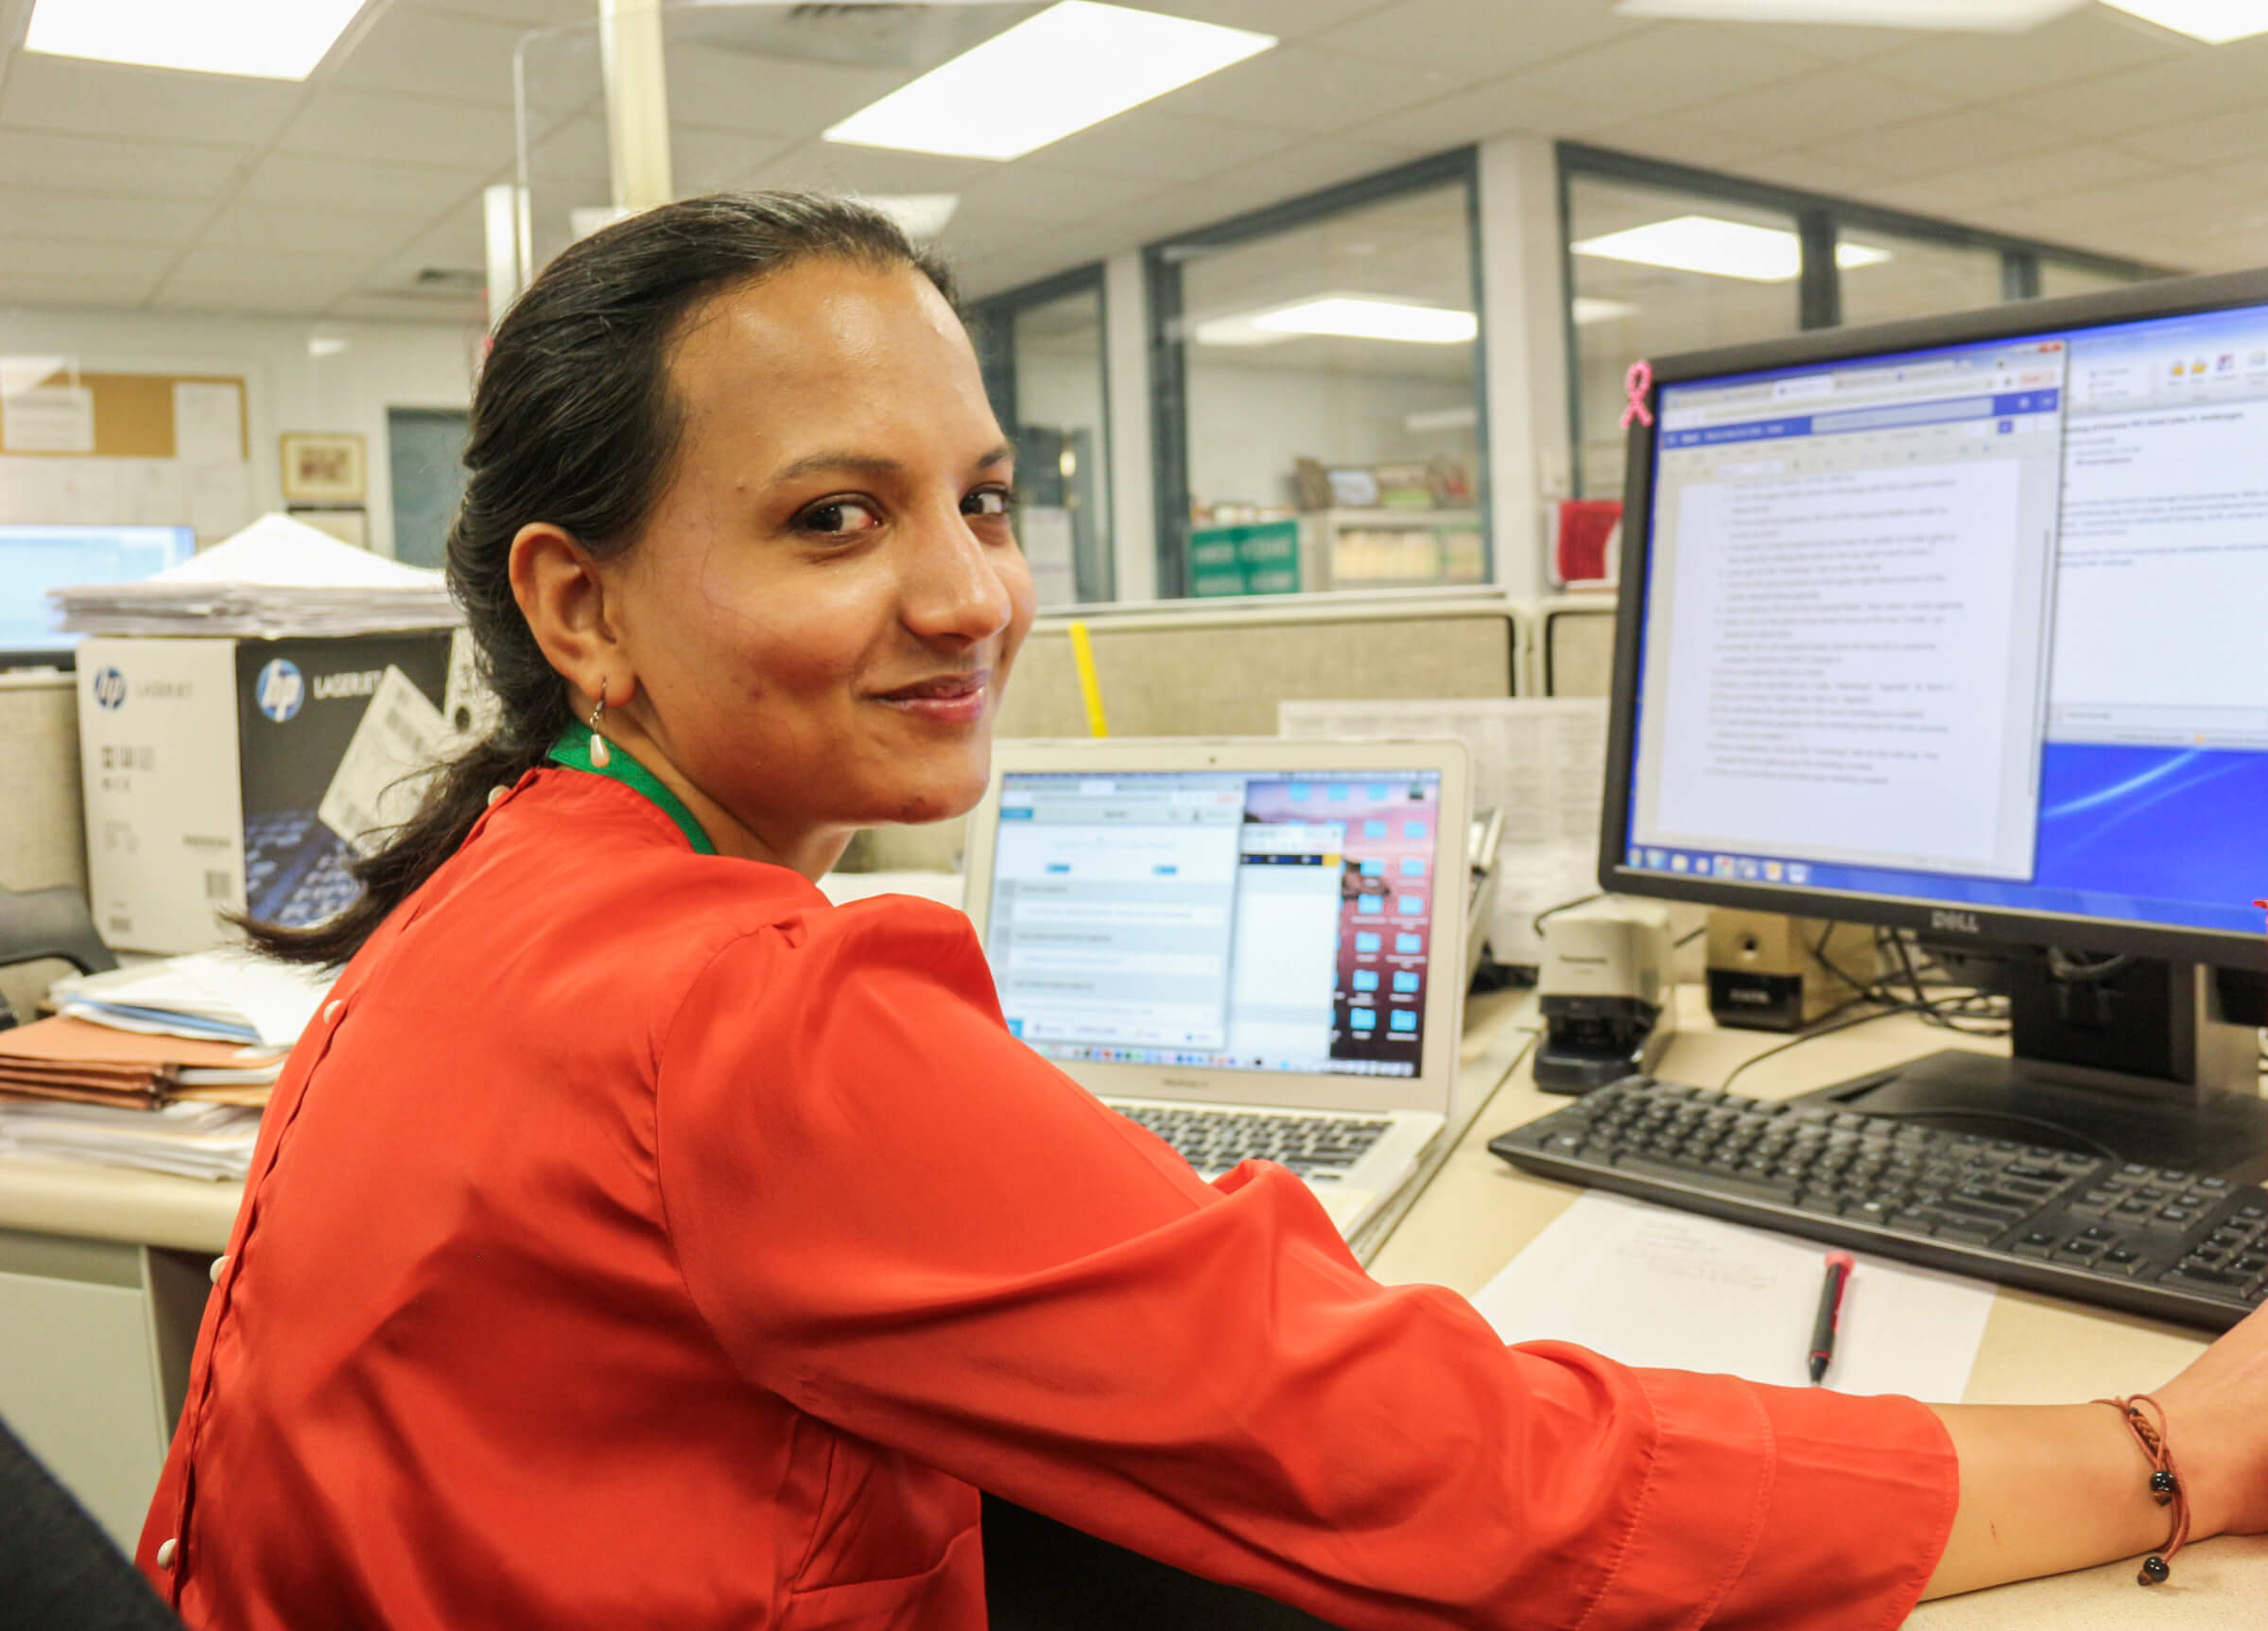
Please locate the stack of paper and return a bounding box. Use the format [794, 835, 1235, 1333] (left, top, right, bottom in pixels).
[49, 512, 461, 637]
[51, 949, 334, 1050]
[0, 1101, 262, 1182]
[0, 1015, 286, 1109]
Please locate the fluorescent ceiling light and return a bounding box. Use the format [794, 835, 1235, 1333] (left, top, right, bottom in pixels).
[26, 0, 371, 79]
[826, 2, 1274, 162]
[861, 194, 961, 243]
[1252, 297, 1478, 345]
[1614, 0, 2085, 29]
[1572, 297, 1641, 325]
[307, 338, 349, 359]
[1573, 216, 1891, 282]
[2099, 1, 2268, 43]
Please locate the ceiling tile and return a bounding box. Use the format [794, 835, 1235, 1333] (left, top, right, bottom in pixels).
[662, 46, 904, 140]
[671, 127, 797, 195]
[1728, 148, 1900, 200]
[199, 200, 433, 259]
[234, 153, 493, 217]
[330, 6, 532, 109]
[1353, 76, 1620, 150]
[1868, 145, 2163, 217]
[1578, 113, 1789, 175]
[1154, 43, 1462, 135]
[1023, 106, 1300, 183]
[1699, 19, 1935, 62]
[1137, 1, 1394, 42]
[2114, 106, 2268, 168]
[0, 53, 303, 146]
[0, 235, 182, 282]
[0, 272, 164, 309]
[326, 290, 489, 325]
[0, 187, 212, 243]
[1868, 5, 2190, 102]
[951, 162, 1171, 226]
[2002, 34, 2268, 137]
[1503, 23, 1822, 119]
[750, 141, 1002, 200]
[1809, 105, 2068, 182]
[152, 247, 372, 315]
[1666, 67, 1958, 153]
[1307, 0, 1647, 78]
[2046, 169, 2256, 234]
[401, 0, 596, 26]
[0, 130, 250, 200]
[278, 89, 516, 170]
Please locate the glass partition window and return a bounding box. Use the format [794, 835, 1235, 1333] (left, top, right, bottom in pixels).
[1837, 231, 2004, 328]
[1172, 181, 1486, 594]
[1567, 178, 1804, 499]
[999, 285, 1113, 607]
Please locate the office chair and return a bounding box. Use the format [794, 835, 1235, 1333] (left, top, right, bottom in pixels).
[0, 883, 115, 1028]
[982, 1495, 1346, 1630]
[0, 1414, 178, 1629]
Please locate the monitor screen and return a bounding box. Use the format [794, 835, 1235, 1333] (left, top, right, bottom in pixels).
[0, 524, 195, 655]
[1615, 294, 2268, 950]
[982, 769, 1447, 1078]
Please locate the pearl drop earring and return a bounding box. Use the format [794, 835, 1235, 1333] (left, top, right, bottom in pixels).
[588, 686, 612, 769]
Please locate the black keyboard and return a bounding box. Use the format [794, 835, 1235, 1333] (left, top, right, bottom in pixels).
[1113, 1103, 1391, 1181]
[1489, 1078, 2268, 1331]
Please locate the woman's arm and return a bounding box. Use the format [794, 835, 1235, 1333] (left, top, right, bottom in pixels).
[1924, 1299, 2268, 1598]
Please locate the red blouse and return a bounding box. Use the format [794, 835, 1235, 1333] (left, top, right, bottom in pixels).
[138, 763, 1957, 1629]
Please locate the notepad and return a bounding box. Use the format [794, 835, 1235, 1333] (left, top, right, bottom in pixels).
[1471, 1191, 1995, 1401]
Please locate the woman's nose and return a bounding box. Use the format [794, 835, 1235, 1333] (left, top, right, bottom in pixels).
[901, 509, 1015, 643]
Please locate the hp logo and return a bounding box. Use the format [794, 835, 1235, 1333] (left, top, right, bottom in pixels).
[92, 667, 127, 710]
[255, 659, 304, 723]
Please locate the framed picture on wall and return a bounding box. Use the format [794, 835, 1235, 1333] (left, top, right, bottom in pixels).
[279, 432, 367, 503]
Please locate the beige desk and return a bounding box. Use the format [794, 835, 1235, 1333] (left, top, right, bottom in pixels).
[1389, 985, 2268, 1628]
[9, 984, 2268, 1621]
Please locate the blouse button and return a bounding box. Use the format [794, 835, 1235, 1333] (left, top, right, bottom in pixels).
[156, 1537, 178, 1570]
[208, 1255, 230, 1285]
[323, 999, 344, 1024]
[487, 785, 510, 807]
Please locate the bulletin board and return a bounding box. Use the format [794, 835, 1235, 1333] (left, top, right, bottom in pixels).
[0, 369, 255, 542]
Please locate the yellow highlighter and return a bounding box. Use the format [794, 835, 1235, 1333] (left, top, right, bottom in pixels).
[1066, 619, 1109, 738]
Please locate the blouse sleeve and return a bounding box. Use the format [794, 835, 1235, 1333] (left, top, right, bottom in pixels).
[651, 898, 1956, 1631]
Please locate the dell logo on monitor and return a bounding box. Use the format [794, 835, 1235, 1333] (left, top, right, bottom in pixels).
[1930, 909, 1982, 935]
[255, 659, 305, 722]
[91, 667, 126, 710]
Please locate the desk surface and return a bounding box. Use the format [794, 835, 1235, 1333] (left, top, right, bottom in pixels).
[1391, 984, 2268, 1628]
[7, 983, 2267, 1623]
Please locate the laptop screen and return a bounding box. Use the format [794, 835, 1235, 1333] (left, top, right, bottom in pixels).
[983, 769, 1448, 1080]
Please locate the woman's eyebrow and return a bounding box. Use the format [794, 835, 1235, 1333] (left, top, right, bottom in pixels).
[768, 444, 1014, 484]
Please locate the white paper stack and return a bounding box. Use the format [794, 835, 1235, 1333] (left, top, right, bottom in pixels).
[0, 1100, 262, 1181]
[51, 949, 335, 1050]
[49, 512, 461, 637]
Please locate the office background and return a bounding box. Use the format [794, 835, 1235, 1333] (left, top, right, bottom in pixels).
[0, 0, 2231, 607]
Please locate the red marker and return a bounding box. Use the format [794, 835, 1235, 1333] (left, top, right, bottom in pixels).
[1809, 1250, 1855, 1385]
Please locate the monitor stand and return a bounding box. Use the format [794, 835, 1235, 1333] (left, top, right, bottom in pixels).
[1793, 955, 2268, 1183]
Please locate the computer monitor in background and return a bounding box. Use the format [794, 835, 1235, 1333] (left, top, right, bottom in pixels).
[1602, 269, 2268, 1177]
[0, 524, 195, 669]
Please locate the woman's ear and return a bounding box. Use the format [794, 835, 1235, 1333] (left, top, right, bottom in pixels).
[507, 523, 638, 710]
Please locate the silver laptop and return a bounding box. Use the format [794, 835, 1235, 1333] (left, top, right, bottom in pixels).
[963, 737, 1472, 1239]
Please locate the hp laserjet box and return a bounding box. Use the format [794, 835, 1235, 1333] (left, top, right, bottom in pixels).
[77, 631, 477, 953]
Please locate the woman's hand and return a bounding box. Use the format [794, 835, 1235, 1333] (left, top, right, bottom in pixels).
[2155, 1298, 2268, 1540]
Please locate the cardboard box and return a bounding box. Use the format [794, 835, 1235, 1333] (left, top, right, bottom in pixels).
[77, 631, 462, 953]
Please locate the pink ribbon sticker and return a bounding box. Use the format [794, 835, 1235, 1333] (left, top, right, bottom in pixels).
[1621, 359, 1654, 429]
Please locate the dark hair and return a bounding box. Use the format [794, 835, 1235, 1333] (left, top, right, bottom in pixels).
[240, 192, 958, 965]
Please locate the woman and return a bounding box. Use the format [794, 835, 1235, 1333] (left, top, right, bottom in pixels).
[137, 193, 2268, 1630]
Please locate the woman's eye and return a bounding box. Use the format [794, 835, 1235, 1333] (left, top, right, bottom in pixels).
[799, 498, 881, 536]
[963, 487, 1016, 518]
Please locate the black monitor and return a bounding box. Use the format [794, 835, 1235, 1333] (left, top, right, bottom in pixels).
[1602, 269, 2268, 1178]
[0, 523, 196, 671]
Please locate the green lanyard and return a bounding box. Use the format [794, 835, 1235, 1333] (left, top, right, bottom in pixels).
[546, 722, 718, 856]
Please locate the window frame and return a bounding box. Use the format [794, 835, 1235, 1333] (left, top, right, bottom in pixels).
[964, 261, 1116, 603]
[1144, 147, 1490, 599]
[1557, 142, 2175, 497]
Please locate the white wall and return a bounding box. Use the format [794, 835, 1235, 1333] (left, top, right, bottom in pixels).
[0, 306, 481, 558]
[1184, 358, 1478, 512]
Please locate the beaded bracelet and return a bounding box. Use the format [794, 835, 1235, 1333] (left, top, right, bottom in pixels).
[2096, 1394, 2190, 1586]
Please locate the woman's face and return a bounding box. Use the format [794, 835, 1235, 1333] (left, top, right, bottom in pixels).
[604, 258, 1035, 868]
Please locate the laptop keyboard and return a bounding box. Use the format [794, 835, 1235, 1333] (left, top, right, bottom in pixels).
[1112, 1104, 1393, 1179]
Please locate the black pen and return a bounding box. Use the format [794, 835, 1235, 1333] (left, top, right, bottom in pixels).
[1808, 1251, 1854, 1385]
